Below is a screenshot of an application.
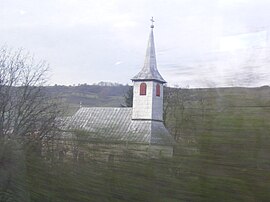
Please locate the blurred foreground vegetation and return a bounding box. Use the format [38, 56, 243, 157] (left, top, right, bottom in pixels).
[1, 86, 270, 201]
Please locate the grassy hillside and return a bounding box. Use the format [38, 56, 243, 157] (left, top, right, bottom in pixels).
[45, 84, 129, 115]
[46, 84, 129, 106]
[164, 86, 270, 138]
[46, 84, 270, 107]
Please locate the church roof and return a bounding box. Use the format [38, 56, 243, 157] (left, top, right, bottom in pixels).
[63, 107, 174, 146]
[132, 25, 166, 84]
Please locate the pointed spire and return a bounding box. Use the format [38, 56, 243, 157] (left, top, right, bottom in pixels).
[132, 18, 166, 83]
[150, 16, 155, 29]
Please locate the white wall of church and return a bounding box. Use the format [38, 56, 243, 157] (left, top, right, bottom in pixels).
[152, 82, 163, 121]
[132, 81, 163, 121]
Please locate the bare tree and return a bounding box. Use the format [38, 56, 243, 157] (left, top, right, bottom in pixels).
[0, 46, 62, 145]
[122, 86, 133, 107]
[164, 86, 191, 141]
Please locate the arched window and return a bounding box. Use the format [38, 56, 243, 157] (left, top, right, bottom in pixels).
[140, 83, 147, 95]
[156, 84, 160, 96]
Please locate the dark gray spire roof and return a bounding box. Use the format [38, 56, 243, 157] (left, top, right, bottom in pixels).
[132, 26, 166, 83]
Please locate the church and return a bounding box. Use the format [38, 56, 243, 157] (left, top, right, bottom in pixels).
[64, 20, 175, 158]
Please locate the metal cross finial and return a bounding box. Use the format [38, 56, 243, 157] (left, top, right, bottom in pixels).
[150, 17, 154, 28]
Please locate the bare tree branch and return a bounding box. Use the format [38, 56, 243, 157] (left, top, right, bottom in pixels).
[0, 46, 62, 145]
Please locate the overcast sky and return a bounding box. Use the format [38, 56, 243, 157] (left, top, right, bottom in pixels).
[1, 0, 270, 87]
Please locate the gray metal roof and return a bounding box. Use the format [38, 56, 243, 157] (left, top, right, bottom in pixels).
[132, 28, 166, 83]
[64, 107, 174, 145]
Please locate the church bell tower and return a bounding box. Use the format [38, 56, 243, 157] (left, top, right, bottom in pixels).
[131, 18, 166, 122]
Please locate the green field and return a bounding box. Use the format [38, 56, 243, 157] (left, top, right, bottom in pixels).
[1, 86, 270, 201]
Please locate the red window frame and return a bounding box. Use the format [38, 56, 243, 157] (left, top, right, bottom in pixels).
[156, 84, 160, 96]
[140, 83, 147, 95]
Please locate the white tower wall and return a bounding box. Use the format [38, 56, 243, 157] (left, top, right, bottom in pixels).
[132, 81, 163, 121]
[152, 81, 163, 121]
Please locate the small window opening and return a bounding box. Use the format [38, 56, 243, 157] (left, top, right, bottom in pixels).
[140, 83, 147, 95]
[156, 84, 160, 96]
